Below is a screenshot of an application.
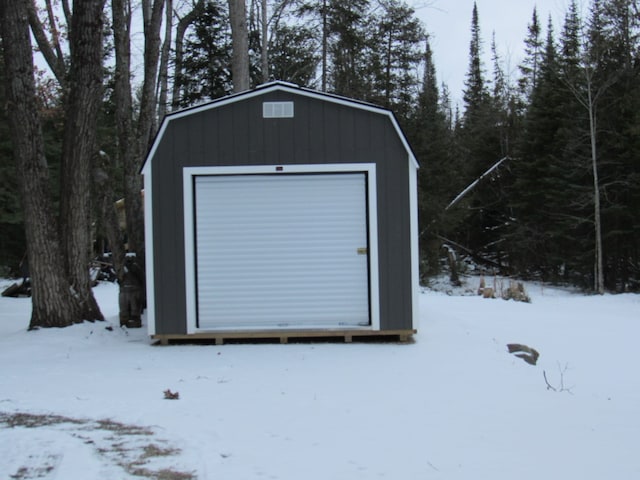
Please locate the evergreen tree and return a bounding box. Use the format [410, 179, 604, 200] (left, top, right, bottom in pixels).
[459, 2, 500, 179]
[588, 0, 640, 289]
[518, 7, 543, 102]
[453, 2, 509, 266]
[490, 32, 518, 156]
[508, 17, 568, 280]
[462, 2, 487, 125]
[551, 0, 595, 285]
[408, 37, 456, 277]
[268, 24, 320, 87]
[179, 0, 233, 105]
[326, 0, 370, 98]
[366, 0, 425, 121]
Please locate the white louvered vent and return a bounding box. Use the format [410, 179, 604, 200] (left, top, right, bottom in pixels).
[263, 101, 294, 118]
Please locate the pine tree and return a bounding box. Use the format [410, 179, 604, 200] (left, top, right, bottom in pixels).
[268, 24, 320, 87]
[587, 0, 640, 290]
[462, 2, 487, 125]
[509, 17, 568, 279]
[408, 37, 456, 276]
[366, 0, 425, 120]
[518, 7, 543, 101]
[326, 0, 370, 98]
[454, 2, 509, 265]
[551, 0, 595, 286]
[180, 0, 233, 105]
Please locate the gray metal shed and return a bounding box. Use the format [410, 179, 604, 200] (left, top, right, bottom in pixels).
[142, 81, 419, 343]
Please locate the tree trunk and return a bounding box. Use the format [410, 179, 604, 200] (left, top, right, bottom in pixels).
[587, 83, 604, 294]
[128, 0, 164, 268]
[228, 0, 250, 92]
[261, 0, 268, 82]
[321, 0, 327, 91]
[111, 0, 140, 265]
[0, 0, 79, 328]
[59, 0, 107, 321]
[94, 154, 126, 284]
[156, 0, 172, 121]
[139, 0, 165, 153]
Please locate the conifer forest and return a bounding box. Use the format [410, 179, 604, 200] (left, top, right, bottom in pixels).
[1, 0, 639, 328]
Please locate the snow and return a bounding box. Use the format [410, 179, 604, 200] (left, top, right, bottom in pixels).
[1, 277, 639, 479]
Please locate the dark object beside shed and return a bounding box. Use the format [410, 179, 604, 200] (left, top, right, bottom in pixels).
[142, 82, 419, 343]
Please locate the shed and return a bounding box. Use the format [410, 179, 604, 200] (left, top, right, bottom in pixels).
[142, 81, 419, 344]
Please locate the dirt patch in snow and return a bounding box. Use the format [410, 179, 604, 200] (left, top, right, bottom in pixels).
[0, 412, 195, 479]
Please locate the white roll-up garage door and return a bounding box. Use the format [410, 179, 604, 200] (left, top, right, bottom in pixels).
[194, 173, 370, 329]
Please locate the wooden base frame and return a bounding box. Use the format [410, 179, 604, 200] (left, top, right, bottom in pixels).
[152, 329, 416, 346]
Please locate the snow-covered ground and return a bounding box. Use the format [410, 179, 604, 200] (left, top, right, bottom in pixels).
[0, 276, 638, 479]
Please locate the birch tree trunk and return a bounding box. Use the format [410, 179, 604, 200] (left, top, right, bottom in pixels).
[0, 0, 80, 328]
[586, 79, 605, 294]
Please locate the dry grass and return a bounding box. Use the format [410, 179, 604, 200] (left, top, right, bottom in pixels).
[1, 411, 196, 479]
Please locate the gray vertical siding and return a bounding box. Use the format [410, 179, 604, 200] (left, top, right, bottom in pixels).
[148, 88, 414, 334]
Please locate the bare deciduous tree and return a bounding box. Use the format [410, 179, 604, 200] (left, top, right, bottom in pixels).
[171, 0, 205, 109]
[3, 0, 108, 326]
[59, 0, 107, 321]
[228, 0, 250, 91]
[562, 55, 617, 295]
[26, 0, 67, 89]
[1, 0, 79, 328]
[157, 0, 173, 120]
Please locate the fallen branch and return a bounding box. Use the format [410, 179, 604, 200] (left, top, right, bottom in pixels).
[445, 156, 510, 211]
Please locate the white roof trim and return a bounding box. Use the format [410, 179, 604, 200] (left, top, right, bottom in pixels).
[142, 82, 418, 175]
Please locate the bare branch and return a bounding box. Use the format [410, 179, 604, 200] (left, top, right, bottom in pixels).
[27, 0, 67, 87]
[44, 0, 65, 62]
[171, 0, 205, 109]
[543, 370, 557, 391]
[61, 0, 72, 25]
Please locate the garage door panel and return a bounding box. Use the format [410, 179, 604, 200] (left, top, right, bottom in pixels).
[194, 173, 370, 330]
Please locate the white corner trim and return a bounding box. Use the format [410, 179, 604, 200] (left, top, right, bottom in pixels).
[182, 163, 380, 333]
[183, 171, 197, 334]
[143, 168, 156, 336]
[408, 159, 420, 330]
[366, 167, 381, 331]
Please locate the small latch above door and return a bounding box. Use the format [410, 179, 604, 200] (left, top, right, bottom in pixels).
[357, 247, 368, 255]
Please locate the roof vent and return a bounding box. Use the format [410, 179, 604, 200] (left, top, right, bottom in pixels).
[263, 101, 294, 118]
